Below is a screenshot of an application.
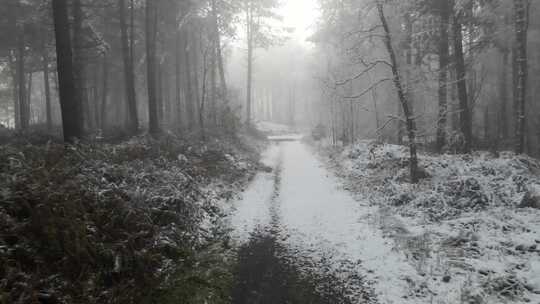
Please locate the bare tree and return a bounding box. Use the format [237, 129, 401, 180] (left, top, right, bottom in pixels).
[376, 1, 420, 183]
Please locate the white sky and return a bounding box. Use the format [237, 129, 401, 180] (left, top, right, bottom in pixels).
[278, 0, 320, 44]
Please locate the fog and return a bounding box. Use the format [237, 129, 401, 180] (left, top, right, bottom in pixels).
[2, 1, 540, 303]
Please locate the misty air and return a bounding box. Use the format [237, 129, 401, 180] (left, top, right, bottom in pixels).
[0, 0, 539, 304]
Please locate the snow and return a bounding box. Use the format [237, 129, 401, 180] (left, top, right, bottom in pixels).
[267, 134, 304, 141]
[278, 141, 419, 303]
[255, 121, 293, 134]
[229, 138, 540, 303]
[230, 141, 421, 303]
[330, 140, 540, 304]
[229, 144, 281, 242]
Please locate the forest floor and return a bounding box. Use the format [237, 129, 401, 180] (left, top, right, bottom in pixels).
[3, 125, 540, 304]
[0, 130, 265, 304]
[319, 141, 540, 304]
[229, 141, 396, 304]
[228, 136, 540, 304]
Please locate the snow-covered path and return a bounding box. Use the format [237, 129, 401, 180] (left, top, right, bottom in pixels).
[230, 141, 421, 303]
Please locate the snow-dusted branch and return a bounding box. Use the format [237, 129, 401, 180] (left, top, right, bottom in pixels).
[342, 78, 391, 99]
[334, 60, 390, 86]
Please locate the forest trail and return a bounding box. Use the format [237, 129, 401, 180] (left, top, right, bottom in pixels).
[229, 140, 418, 304]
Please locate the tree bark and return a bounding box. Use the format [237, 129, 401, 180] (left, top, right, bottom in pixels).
[499, 48, 509, 143]
[52, 0, 82, 142]
[145, 0, 160, 135]
[399, 13, 413, 146]
[484, 105, 490, 145]
[43, 49, 53, 131]
[514, 0, 528, 154]
[16, 30, 28, 130]
[191, 33, 201, 128]
[377, 1, 420, 183]
[92, 63, 99, 129]
[245, 1, 253, 125]
[8, 53, 19, 129]
[130, 0, 135, 66]
[182, 27, 195, 129]
[199, 50, 208, 140]
[210, 41, 217, 126]
[7, 0, 19, 129]
[436, 0, 450, 152]
[452, 15, 472, 153]
[73, 0, 86, 133]
[211, 0, 228, 106]
[157, 62, 164, 125]
[100, 53, 109, 131]
[119, 0, 139, 134]
[26, 72, 32, 124]
[175, 29, 183, 130]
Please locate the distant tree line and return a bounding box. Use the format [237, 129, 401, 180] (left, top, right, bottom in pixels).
[0, 0, 285, 142]
[313, 0, 537, 182]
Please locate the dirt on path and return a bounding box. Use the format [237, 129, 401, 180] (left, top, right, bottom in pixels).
[229, 141, 378, 304]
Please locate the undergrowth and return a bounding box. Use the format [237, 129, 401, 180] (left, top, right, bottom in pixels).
[0, 133, 262, 304]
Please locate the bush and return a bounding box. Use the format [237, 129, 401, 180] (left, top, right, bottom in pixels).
[0, 135, 261, 304]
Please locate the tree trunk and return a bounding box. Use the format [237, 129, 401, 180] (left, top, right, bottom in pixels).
[16, 31, 28, 130]
[130, 0, 135, 67]
[52, 0, 82, 142]
[43, 50, 53, 131]
[199, 51, 208, 140]
[399, 13, 413, 146]
[175, 30, 183, 130]
[73, 0, 86, 133]
[499, 48, 509, 143]
[245, 1, 253, 125]
[210, 42, 217, 126]
[157, 62, 164, 126]
[212, 0, 228, 103]
[8, 53, 20, 129]
[484, 106, 490, 146]
[436, 0, 450, 152]
[101, 53, 109, 131]
[145, 0, 160, 135]
[368, 72, 381, 138]
[182, 27, 195, 129]
[119, 0, 139, 134]
[27, 72, 32, 124]
[8, 0, 19, 129]
[514, 0, 528, 154]
[191, 34, 201, 128]
[377, 1, 420, 183]
[452, 15, 472, 153]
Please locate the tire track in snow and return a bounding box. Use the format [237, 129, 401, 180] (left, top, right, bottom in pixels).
[230, 142, 383, 303]
[232, 142, 367, 303]
[276, 141, 423, 304]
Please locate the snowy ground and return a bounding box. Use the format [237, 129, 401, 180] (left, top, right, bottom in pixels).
[321, 141, 540, 304]
[228, 137, 540, 304]
[229, 141, 426, 303]
[255, 121, 294, 135]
